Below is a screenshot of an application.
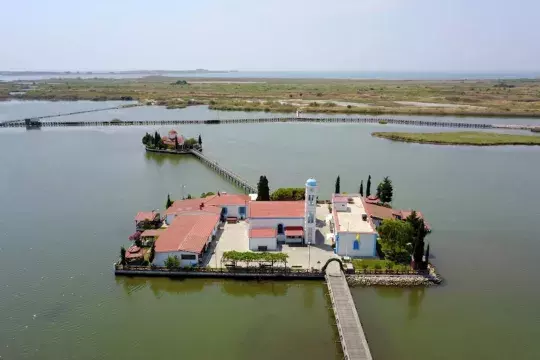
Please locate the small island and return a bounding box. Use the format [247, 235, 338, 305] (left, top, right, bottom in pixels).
[372, 131, 540, 146]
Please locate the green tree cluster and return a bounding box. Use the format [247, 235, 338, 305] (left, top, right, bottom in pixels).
[377, 219, 413, 263]
[120, 246, 126, 265]
[257, 176, 270, 201]
[406, 211, 429, 270]
[164, 255, 180, 269]
[222, 251, 288, 267]
[376, 176, 393, 203]
[270, 188, 305, 201]
[142, 132, 153, 145]
[200, 192, 215, 198]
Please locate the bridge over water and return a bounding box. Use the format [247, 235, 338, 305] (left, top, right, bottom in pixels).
[1, 116, 500, 130]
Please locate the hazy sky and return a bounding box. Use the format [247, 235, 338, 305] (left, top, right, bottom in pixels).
[2, 0, 539, 72]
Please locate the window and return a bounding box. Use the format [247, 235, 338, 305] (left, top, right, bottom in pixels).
[353, 240, 360, 250]
[308, 195, 315, 205]
[308, 212, 314, 223]
[181, 254, 196, 260]
[258, 246, 268, 251]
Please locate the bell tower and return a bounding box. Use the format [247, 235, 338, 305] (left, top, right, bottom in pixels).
[304, 178, 318, 245]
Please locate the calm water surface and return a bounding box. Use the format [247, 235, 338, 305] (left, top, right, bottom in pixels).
[1, 102, 540, 359]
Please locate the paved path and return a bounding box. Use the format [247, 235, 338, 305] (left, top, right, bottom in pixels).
[326, 270, 373, 360]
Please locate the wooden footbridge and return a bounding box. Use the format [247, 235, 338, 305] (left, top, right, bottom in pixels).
[190, 149, 256, 194]
[0, 104, 138, 127]
[326, 268, 373, 360]
[1, 116, 501, 130]
[145, 147, 256, 194]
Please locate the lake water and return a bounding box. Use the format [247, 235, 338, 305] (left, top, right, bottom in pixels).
[1, 102, 540, 359]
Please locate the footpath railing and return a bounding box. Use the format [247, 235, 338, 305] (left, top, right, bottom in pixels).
[114, 264, 324, 278]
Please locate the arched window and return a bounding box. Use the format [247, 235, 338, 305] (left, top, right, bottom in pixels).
[353, 240, 360, 250]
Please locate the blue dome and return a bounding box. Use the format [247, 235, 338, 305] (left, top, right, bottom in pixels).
[306, 178, 317, 187]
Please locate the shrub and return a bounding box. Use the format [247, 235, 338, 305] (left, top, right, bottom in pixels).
[164, 255, 180, 269]
[379, 120, 388, 125]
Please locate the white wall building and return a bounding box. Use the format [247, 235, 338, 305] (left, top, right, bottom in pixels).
[332, 194, 378, 258]
[304, 178, 318, 245]
[153, 212, 220, 267]
[248, 200, 306, 250]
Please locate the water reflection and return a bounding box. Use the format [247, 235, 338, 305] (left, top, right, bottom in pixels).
[372, 287, 426, 320]
[407, 287, 426, 320]
[144, 151, 195, 166]
[116, 277, 322, 299]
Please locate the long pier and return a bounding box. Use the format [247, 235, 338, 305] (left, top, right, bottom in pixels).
[326, 270, 373, 360]
[145, 147, 257, 194]
[0, 104, 138, 126]
[1, 116, 505, 129]
[190, 149, 257, 194]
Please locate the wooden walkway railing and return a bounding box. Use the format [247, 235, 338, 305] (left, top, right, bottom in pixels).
[1, 116, 505, 129]
[189, 149, 257, 194]
[326, 271, 373, 360]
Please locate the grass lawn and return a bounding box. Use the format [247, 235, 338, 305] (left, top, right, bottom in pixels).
[352, 259, 398, 270]
[372, 131, 540, 146]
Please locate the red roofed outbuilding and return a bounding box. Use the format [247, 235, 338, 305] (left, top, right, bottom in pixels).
[153, 213, 220, 267]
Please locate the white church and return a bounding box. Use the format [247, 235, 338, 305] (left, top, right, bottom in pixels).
[248, 178, 318, 251]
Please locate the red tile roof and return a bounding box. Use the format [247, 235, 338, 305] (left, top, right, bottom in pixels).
[166, 194, 249, 216]
[166, 199, 207, 215]
[248, 201, 304, 218]
[249, 228, 277, 238]
[365, 195, 380, 204]
[155, 213, 219, 254]
[332, 194, 348, 203]
[125, 245, 147, 259]
[285, 226, 304, 237]
[204, 194, 250, 206]
[364, 203, 397, 220]
[140, 229, 165, 237]
[135, 211, 158, 222]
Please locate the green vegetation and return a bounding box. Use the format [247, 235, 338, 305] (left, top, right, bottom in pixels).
[351, 259, 408, 272]
[270, 188, 305, 201]
[257, 175, 270, 201]
[407, 211, 429, 270]
[165, 193, 173, 209]
[376, 176, 393, 203]
[531, 128, 540, 133]
[222, 251, 288, 267]
[372, 131, 540, 146]
[142, 131, 201, 150]
[359, 180, 364, 197]
[200, 192, 215, 198]
[198, 134, 202, 146]
[377, 219, 414, 263]
[120, 246, 126, 265]
[335, 175, 340, 194]
[5, 77, 540, 117]
[366, 175, 372, 197]
[164, 255, 180, 269]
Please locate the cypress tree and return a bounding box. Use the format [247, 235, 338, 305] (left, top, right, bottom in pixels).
[359, 180, 364, 197]
[198, 134, 202, 146]
[424, 243, 430, 264]
[366, 175, 372, 197]
[335, 175, 340, 194]
[257, 175, 270, 201]
[166, 193, 173, 209]
[174, 136, 179, 150]
[120, 246, 126, 265]
[379, 176, 393, 203]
